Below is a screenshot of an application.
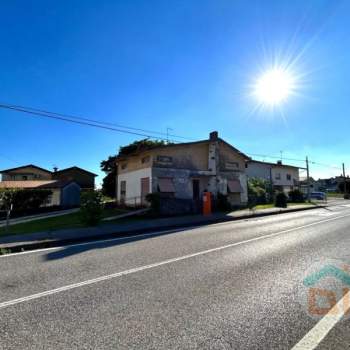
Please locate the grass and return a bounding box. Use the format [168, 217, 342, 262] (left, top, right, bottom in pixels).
[253, 201, 316, 210]
[0, 208, 130, 237]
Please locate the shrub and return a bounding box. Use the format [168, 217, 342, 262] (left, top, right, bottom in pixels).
[145, 193, 161, 213]
[275, 192, 288, 208]
[0, 189, 52, 212]
[217, 193, 231, 212]
[288, 189, 305, 203]
[248, 178, 269, 205]
[79, 191, 104, 226]
[344, 193, 350, 200]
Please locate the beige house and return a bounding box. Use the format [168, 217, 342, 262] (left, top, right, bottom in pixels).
[246, 160, 300, 193]
[116, 131, 250, 208]
[0, 165, 81, 207]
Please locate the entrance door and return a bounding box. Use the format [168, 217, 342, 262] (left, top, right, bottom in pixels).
[192, 179, 200, 200]
[141, 177, 150, 205]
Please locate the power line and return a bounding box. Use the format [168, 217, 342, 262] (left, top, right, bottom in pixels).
[0, 103, 191, 143]
[0, 102, 344, 172]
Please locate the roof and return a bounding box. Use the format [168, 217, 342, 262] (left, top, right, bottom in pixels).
[54, 166, 98, 177]
[0, 180, 77, 189]
[248, 159, 300, 169]
[0, 164, 52, 174]
[117, 138, 250, 161]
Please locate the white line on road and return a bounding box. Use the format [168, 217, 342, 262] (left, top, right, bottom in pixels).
[1, 213, 350, 309]
[291, 290, 350, 350]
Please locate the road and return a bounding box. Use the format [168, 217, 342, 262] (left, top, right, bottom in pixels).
[1, 200, 350, 349]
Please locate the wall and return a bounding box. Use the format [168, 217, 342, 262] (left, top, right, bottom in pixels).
[117, 167, 152, 205]
[2, 167, 52, 181]
[246, 162, 272, 181]
[271, 166, 299, 189]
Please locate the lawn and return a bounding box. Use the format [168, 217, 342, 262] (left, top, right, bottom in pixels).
[253, 202, 316, 210]
[0, 208, 129, 237]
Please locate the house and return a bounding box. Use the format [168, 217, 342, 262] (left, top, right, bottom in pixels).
[116, 131, 250, 208]
[246, 160, 300, 193]
[52, 166, 97, 190]
[0, 164, 97, 190]
[0, 180, 81, 207]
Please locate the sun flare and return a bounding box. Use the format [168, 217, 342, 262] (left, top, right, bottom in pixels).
[254, 68, 295, 106]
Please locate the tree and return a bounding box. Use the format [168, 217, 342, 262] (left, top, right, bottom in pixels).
[101, 139, 171, 198]
[79, 191, 104, 226]
[100, 155, 117, 198]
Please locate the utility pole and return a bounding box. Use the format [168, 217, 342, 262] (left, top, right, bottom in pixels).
[343, 163, 347, 196]
[306, 156, 310, 202]
[166, 127, 173, 144]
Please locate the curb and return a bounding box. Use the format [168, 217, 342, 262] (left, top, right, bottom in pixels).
[0, 205, 325, 253]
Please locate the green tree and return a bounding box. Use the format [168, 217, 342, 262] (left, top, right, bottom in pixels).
[79, 191, 104, 226]
[100, 155, 117, 198]
[248, 178, 270, 205]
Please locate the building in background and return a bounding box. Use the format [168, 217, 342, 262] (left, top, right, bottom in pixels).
[0, 180, 81, 207]
[52, 166, 97, 190]
[0, 164, 97, 190]
[246, 160, 300, 193]
[116, 131, 250, 209]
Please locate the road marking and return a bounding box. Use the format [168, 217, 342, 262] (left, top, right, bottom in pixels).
[1, 213, 350, 309]
[291, 290, 350, 350]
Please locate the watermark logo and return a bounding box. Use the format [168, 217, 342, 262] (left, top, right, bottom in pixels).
[297, 259, 350, 320]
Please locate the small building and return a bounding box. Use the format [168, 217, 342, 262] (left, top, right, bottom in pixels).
[246, 160, 300, 193]
[52, 166, 97, 190]
[0, 180, 81, 207]
[116, 131, 250, 209]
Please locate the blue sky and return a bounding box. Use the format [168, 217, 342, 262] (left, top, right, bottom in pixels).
[0, 0, 349, 184]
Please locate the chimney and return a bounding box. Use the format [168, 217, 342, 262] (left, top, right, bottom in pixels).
[209, 131, 218, 141]
[53, 166, 58, 172]
[277, 160, 282, 165]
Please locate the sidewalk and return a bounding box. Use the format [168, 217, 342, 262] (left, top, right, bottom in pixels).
[0, 203, 324, 251]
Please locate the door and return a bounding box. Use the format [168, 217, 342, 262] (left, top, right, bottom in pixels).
[141, 177, 150, 205]
[192, 179, 200, 200]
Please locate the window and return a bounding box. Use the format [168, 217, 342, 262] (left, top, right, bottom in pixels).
[225, 161, 239, 170]
[22, 175, 28, 180]
[275, 173, 281, 180]
[286, 174, 291, 181]
[121, 163, 127, 170]
[158, 178, 175, 192]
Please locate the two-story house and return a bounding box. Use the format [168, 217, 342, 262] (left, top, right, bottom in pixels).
[246, 160, 300, 193]
[116, 131, 250, 207]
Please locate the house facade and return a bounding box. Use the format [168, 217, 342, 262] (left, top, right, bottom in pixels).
[246, 160, 300, 193]
[116, 132, 249, 207]
[0, 164, 96, 190]
[0, 180, 81, 207]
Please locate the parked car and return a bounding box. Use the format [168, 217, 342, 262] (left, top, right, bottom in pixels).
[310, 191, 326, 200]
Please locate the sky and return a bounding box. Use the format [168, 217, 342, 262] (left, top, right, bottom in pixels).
[0, 0, 349, 185]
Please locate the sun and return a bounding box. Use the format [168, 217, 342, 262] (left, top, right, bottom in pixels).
[254, 68, 295, 106]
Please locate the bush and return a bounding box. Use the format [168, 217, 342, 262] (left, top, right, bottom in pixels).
[217, 193, 231, 212]
[344, 193, 350, 200]
[145, 193, 161, 213]
[0, 189, 52, 212]
[248, 178, 269, 205]
[79, 191, 104, 226]
[288, 189, 305, 203]
[275, 192, 287, 208]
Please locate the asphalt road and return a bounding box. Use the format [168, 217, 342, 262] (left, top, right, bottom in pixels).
[1, 200, 350, 349]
